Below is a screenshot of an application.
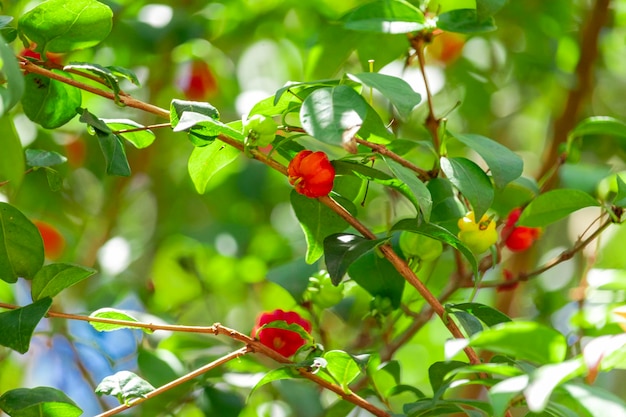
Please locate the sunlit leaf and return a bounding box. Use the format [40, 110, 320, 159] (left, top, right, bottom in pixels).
[324, 234, 388, 285]
[90, 308, 151, 333]
[188, 141, 240, 194]
[440, 156, 494, 221]
[517, 189, 600, 227]
[343, 0, 426, 34]
[102, 119, 155, 149]
[324, 350, 361, 390]
[95, 371, 155, 404]
[348, 72, 421, 119]
[0, 386, 82, 417]
[21, 72, 81, 129]
[31, 263, 97, 301]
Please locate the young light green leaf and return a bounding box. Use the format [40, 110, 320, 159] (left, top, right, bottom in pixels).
[90, 308, 151, 333]
[348, 72, 421, 119]
[170, 99, 220, 126]
[470, 321, 567, 364]
[452, 133, 523, 189]
[0, 34, 24, 116]
[0, 386, 82, 417]
[0, 202, 44, 283]
[343, 0, 426, 34]
[517, 189, 600, 227]
[324, 350, 361, 390]
[384, 156, 432, 221]
[102, 119, 155, 149]
[31, 263, 97, 301]
[97, 132, 131, 176]
[440, 156, 494, 221]
[290, 190, 353, 264]
[96, 371, 155, 404]
[447, 303, 512, 326]
[188, 141, 240, 194]
[323, 234, 388, 285]
[25, 149, 67, 168]
[524, 359, 585, 413]
[0, 298, 52, 354]
[18, 0, 113, 53]
[300, 85, 367, 149]
[250, 367, 300, 397]
[22, 72, 81, 129]
[348, 248, 405, 308]
[437, 9, 497, 33]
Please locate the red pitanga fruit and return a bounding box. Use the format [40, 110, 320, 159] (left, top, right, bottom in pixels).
[33, 220, 66, 260]
[287, 150, 335, 198]
[178, 60, 217, 101]
[20, 47, 63, 65]
[501, 208, 542, 252]
[251, 309, 312, 357]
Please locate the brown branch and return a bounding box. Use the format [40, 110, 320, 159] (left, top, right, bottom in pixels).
[355, 138, 431, 180]
[536, 0, 611, 188]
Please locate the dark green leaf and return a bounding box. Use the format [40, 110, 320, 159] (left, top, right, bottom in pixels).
[97, 132, 131, 176]
[324, 350, 361, 389]
[324, 234, 388, 285]
[476, 0, 508, 20]
[267, 259, 318, 302]
[0, 298, 52, 354]
[0, 202, 44, 283]
[96, 371, 155, 403]
[427, 177, 465, 229]
[290, 190, 352, 264]
[0, 34, 24, 115]
[429, 360, 467, 398]
[0, 386, 82, 417]
[188, 141, 240, 194]
[452, 133, 523, 189]
[64, 62, 122, 101]
[102, 119, 155, 149]
[384, 156, 432, 221]
[437, 9, 497, 33]
[31, 263, 97, 301]
[343, 0, 426, 34]
[451, 311, 484, 336]
[78, 107, 111, 133]
[348, 248, 405, 308]
[25, 149, 67, 168]
[517, 189, 600, 227]
[300, 86, 368, 149]
[348, 72, 421, 119]
[89, 308, 151, 333]
[107, 65, 141, 86]
[22, 72, 81, 129]
[18, 0, 113, 53]
[440, 156, 494, 220]
[447, 303, 512, 326]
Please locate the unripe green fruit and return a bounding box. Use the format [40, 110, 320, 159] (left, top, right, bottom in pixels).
[597, 171, 626, 202]
[399, 231, 443, 261]
[308, 273, 344, 308]
[243, 114, 278, 147]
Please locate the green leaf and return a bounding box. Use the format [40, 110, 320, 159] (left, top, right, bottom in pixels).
[0, 34, 25, 115]
[323, 234, 388, 285]
[250, 367, 299, 397]
[172, 111, 245, 146]
[25, 149, 67, 168]
[447, 303, 512, 326]
[524, 360, 585, 413]
[31, 263, 97, 301]
[384, 156, 432, 221]
[324, 350, 361, 390]
[562, 383, 626, 417]
[290, 190, 352, 264]
[267, 259, 318, 302]
[96, 371, 155, 404]
[489, 375, 529, 417]
[437, 9, 497, 33]
[107, 65, 141, 86]
[517, 189, 600, 227]
[0, 386, 82, 417]
[188, 141, 240, 194]
[348, 248, 405, 308]
[476, 0, 508, 20]
[170, 99, 220, 127]
[569, 116, 626, 141]
[21, 72, 82, 129]
[89, 308, 151, 333]
[470, 321, 567, 364]
[440, 156, 494, 221]
[343, 0, 426, 34]
[97, 132, 131, 176]
[451, 310, 484, 336]
[0, 298, 52, 354]
[0, 115, 25, 196]
[18, 0, 113, 53]
[0, 202, 44, 283]
[64, 62, 123, 102]
[391, 218, 478, 278]
[260, 321, 315, 345]
[429, 361, 467, 398]
[300, 86, 368, 149]
[452, 133, 523, 189]
[102, 119, 155, 149]
[348, 72, 421, 119]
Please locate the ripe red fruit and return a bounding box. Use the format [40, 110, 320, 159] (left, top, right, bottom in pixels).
[19, 47, 63, 65]
[33, 220, 66, 260]
[251, 309, 312, 357]
[287, 150, 335, 198]
[177, 60, 217, 101]
[501, 208, 541, 252]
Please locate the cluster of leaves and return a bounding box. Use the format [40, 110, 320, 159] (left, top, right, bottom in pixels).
[2, 0, 626, 417]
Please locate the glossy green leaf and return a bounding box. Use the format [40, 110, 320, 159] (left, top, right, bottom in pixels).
[323, 234, 388, 285]
[90, 308, 151, 333]
[300, 85, 367, 149]
[21, 72, 81, 129]
[97, 132, 131, 176]
[437, 9, 497, 33]
[266, 259, 318, 302]
[440, 156, 494, 220]
[343, 0, 426, 34]
[452, 133, 523, 189]
[290, 190, 352, 264]
[188, 141, 240, 194]
[170, 100, 224, 144]
[470, 321, 567, 364]
[96, 371, 155, 404]
[429, 360, 467, 397]
[524, 360, 585, 412]
[18, 0, 113, 53]
[0, 115, 25, 196]
[324, 350, 361, 390]
[447, 363, 525, 379]
[569, 116, 626, 141]
[357, 100, 395, 143]
[173, 111, 245, 146]
[0, 202, 44, 283]
[562, 383, 626, 417]
[0, 34, 24, 115]
[384, 156, 432, 221]
[101, 119, 155, 149]
[31, 263, 97, 301]
[25, 149, 67, 168]
[348, 72, 421, 119]
[447, 303, 512, 326]
[0, 298, 52, 354]
[517, 189, 600, 227]
[0, 386, 82, 417]
[78, 107, 111, 133]
[347, 247, 405, 308]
